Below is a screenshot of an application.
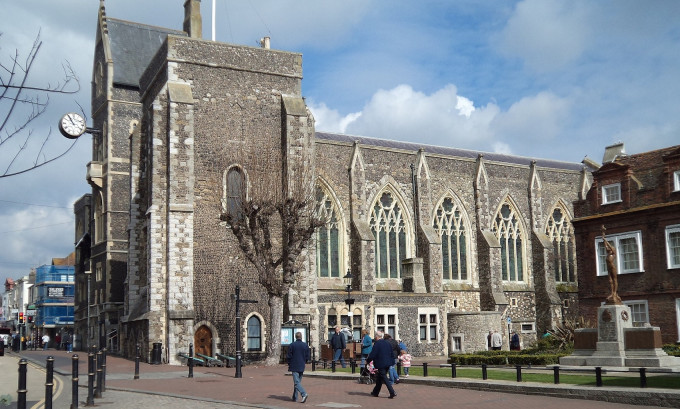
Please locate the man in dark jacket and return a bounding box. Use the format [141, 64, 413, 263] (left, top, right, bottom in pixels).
[287, 331, 310, 403]
[329, 326, 346, 368]
[384, 333, 400, 384]
[367, 332, 397, 399]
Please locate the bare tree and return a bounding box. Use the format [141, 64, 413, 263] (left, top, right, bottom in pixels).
[0, 31, 80, 178]
[216, 138, 323, 366]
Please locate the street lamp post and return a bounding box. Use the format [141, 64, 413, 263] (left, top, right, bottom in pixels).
[343, 270, 354, 334]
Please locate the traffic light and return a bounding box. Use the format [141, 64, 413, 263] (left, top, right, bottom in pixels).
[18, 312, 24, 324]
[27, 315, 33, 323]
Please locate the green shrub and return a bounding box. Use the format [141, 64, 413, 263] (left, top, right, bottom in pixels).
[449, 352, 566, 366]
[662, 344, 680, 357]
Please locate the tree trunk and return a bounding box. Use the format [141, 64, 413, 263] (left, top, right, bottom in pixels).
[264, 294, 284, 366]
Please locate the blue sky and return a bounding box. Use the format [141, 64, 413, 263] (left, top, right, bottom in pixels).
[1, 0, 679, 287]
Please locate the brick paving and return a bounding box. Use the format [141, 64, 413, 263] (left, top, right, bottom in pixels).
[9, 349, 679, 409]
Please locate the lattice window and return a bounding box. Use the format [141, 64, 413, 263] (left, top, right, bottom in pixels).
[246, 315, 261, 351]
[370, 191, 408, 279]
[492, 203, 524, 281]
[545, 207, 576, 282]
[433, 197, 468, 280]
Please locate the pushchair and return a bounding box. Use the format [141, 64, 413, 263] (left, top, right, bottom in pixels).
[359, 359, 376, 384]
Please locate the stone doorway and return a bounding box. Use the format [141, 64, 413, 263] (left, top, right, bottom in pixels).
[194, 325, 212, 357]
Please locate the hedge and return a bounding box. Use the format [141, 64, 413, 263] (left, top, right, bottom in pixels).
[448, 353, 565, 366]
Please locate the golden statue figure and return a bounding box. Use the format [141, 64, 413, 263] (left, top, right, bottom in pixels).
[602, 225, 622, 305]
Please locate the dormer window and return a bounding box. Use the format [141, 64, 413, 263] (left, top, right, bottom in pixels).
[674, 170, 680, 192]
[602, 183, 621, 204]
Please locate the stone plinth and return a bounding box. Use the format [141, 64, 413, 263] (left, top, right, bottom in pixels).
[560, 304, 680, 368]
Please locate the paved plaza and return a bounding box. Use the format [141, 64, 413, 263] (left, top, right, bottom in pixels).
[1, 349, 678, 409]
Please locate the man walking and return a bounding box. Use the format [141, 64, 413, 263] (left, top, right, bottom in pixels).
[42, 333, 50, 351]
[329, 326, 346, 368]
[367, 332, 397, 399]
[287, 331, 310, 403]
[384, 333, 400, 384]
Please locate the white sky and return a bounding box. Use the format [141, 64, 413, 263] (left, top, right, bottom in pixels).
[1, 0, 679, 286]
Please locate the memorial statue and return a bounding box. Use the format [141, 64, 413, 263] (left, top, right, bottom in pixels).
[601, 225, 622, 305]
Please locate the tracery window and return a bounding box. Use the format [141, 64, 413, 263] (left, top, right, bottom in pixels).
[492, 203, 524, 281]
[545, 207, 576, 282]
[370, 191, 408, 279]
[316, 187, 340, 278]
[433, 197, 468, 280]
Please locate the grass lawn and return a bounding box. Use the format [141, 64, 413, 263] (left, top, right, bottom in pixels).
[319, 365, 680, 389]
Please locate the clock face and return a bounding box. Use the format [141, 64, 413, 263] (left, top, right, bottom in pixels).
[59, 112, 87, 139]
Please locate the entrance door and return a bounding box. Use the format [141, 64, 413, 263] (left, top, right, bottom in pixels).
[194, 325, 212, 357]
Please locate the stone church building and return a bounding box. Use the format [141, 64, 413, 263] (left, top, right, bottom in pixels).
[76, 1, 587, 363]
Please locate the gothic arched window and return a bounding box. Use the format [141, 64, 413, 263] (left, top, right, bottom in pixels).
[94, 193, 104, 243]
[433, 197, 468, 280]
[370, 191, 408, 279]
[492, 203, 524, 281]
[546, 206, 576, 282]
[316, 186, 341, 277]
[225, 167, 245, 222]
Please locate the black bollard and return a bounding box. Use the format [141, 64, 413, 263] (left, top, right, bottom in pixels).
[397, 361, 402, 376]
[595, 367, 602, 387]
[45, 356, 54, 409]
[331, 359, 336, 372]
[86, 351, 95, 406]
[451, 363, 457, 378]
[482, 363, 488, 380]
[516, 365, 522, 382]
[101, 348, 107, 392]
[553, 366, 560, 384]
[639, 367, 647, 388]
[351, 358, 356, 374]
[18, 358, 28, 409]
[134, 343, 140, 380]
[188, 343, 194, 378]
[95, 350, 103, 398]
[71, 354, 79, 409]
[311, 359, 316, 371]
[423, 362, 428, 377]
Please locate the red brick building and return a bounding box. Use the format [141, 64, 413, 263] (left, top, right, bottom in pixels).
[573, 143, 680, 344]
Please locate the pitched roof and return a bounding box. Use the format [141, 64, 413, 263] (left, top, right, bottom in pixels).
[604, 145, 680, 188]
[106, 18, 187, 87]
[316, 131, 584, 171]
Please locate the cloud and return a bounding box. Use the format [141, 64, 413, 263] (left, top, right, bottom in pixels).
[497, 0, 592, 72]
[491, 91, 571, 143]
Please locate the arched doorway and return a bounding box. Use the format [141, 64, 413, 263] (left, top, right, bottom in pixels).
[194, 325, 212, 357]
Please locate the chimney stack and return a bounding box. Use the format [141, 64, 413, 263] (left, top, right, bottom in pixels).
[260, 36, 271, 49]
[602, 142, 626, 164]
[183, 0, 202, 39]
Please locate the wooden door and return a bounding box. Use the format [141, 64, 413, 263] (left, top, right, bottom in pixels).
[194, 325, 212, 357]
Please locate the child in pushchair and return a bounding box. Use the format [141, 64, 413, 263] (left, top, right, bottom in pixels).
[359, 359, 376, 384]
